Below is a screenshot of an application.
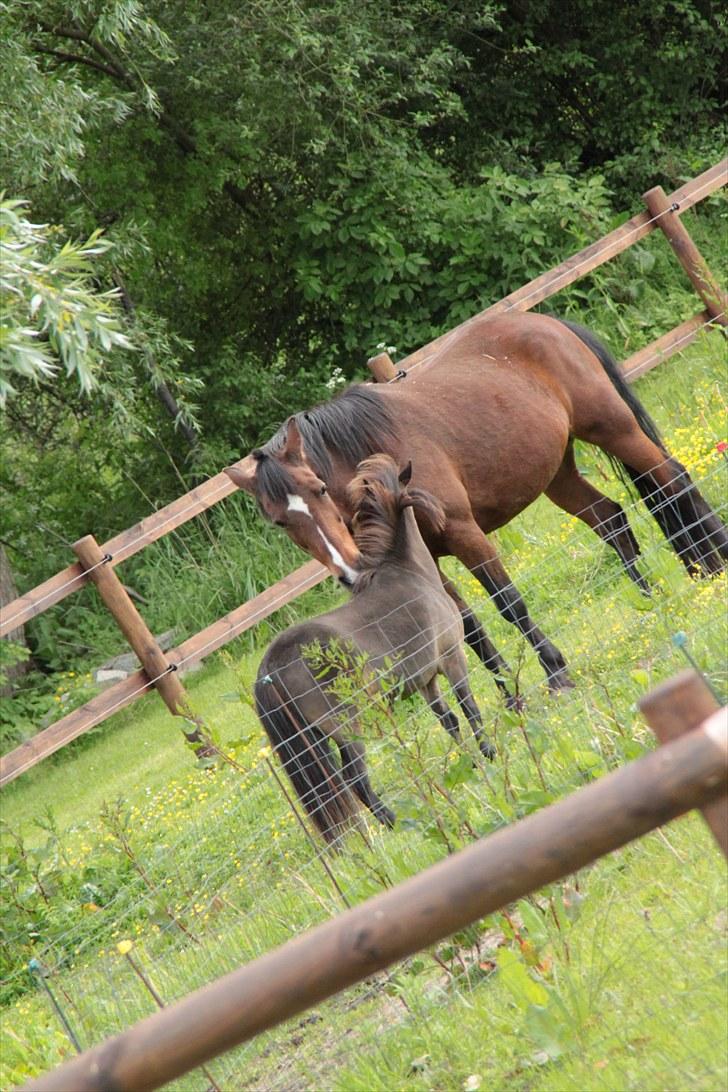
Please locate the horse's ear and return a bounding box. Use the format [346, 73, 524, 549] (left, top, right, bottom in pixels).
[224, 455, 258, 494]
[398, 461, 412, 487]
[282, 416, 305, 462]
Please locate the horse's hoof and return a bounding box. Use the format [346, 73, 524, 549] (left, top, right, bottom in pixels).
[479, 741, 497, 761]
[377, 806, 396, 829]
[548, 670, 575, 694]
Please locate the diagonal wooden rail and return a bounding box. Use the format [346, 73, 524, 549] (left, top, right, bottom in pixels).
[1, 159, 726, 787]
[22, 675, 728, 1092]
[2, 159, 725, 640]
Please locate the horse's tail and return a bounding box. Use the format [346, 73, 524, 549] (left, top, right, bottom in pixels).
[254, 671, 359, 846]
[559, 318, 728, 573]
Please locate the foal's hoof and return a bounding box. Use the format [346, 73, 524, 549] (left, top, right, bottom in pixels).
[376, 805, 396, 829]
[479, 740, 497, 761]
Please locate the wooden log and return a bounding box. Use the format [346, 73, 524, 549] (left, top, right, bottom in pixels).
[643, 184, 728, 324]
[0, 670, 148, 787]
[620, 310, 712, 382]
[0, 559, 328, 786]
[366, 352, 397, 382]
[3, 161, 725, 638]
[24, 714, 728, 1092]
[640, 669, 727, 857]
[73, 535, 207, 752]
[0, 460, 248, 637]
[171, 559, 327, 670]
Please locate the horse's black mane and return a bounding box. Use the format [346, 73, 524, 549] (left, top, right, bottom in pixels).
[257, 386, 395, 499]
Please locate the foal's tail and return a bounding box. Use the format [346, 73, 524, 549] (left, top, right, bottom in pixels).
[560, 318, 728, 574]
[254, 673, 359, 846]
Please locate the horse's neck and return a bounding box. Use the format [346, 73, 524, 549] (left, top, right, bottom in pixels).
[392, 507, 440, 582]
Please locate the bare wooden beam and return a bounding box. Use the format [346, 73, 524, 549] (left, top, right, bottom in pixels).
[397, 159, 727, 375]
[620, 310, 713, 382]
[73, 535, 208, 754]
[643, 185, 728, 324]
[0, 559, 328, 786]
[640, 669, 726, 856]
[366, 352, 397, 382]
[23, 712, 728, 1092]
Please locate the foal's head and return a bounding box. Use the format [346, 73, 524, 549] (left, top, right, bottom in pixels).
[225, 419, 360, 587]
[348, 455, 445, 575]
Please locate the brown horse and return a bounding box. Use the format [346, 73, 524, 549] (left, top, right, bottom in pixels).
[229, 312, 727, 695]
[254, 455, 493, 844]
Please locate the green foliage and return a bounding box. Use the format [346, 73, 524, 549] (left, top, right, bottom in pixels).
[0, 198, 132, 405]
[1, 0, 726, 730]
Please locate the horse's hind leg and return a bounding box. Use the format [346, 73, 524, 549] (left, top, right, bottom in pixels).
[441, 650, 496, 760]
[546, 443, 650, 593]
[447, 521, 573, 692]
[438, 568, 519, 707]
[586, 421, 728, 576]
[338, 734, 395, 829]
[422, 676, 462, 742]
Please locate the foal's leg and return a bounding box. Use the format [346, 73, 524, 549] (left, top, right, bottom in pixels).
[446, 521, 573, 692]
[437, 568, 519, 707]
[422, 676, 462, 742]
[441, 650, 496, 760]
[546, 443, 650, 593]
[338, 732, 396, 829]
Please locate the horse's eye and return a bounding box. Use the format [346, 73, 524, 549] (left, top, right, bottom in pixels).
[319, 485, 327, 497]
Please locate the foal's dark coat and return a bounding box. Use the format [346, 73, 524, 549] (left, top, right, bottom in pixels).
[255, 456, 492, 844]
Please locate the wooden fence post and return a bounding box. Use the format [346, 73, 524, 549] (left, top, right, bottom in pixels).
[643, 185, 728, 325]
[366, 351, 397, 382]
[639, 669, 727, 857]
[72, 535, 211, 757]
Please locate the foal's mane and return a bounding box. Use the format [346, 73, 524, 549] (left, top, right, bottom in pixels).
[348, 455, 445, 584]
[257, 385, 395, 495]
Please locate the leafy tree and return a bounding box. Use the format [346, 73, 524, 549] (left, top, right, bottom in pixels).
[0, 197, 132, 405]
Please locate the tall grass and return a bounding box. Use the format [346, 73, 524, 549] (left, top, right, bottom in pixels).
[1, 333, 726, 1089]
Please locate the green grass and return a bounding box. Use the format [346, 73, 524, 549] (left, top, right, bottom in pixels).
[1, 333, 727, 1090]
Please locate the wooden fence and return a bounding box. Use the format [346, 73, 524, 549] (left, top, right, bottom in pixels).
[22, 670, 728, 1092]
[1, 159, 726, 788]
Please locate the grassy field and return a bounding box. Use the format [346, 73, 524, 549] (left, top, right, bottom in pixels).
[1, 334, 727, 1091]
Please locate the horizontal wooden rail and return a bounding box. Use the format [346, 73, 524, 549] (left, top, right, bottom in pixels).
[24, 700, 728, 1092]
[2, 158, 725, 638]
[0, 559, 327, 787]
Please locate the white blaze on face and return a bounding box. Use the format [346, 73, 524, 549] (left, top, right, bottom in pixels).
[287, 493, 312, 518]
[286, 493, 358, 584]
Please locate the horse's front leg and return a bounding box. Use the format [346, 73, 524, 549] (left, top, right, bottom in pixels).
[441, 651, 496, 760]
[446, 520, 573, 692]
[437, 568, 520, 708]
[422, 676, 462, 742]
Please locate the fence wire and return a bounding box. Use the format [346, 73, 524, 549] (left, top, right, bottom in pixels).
[1, 349, 727, 1091]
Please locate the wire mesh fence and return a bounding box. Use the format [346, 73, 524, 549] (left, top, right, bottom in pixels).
[1, 336, 727, 1089]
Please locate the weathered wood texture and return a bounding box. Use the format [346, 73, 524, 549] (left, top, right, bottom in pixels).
[2, 161, 726, 782]
[0, 464, 244, 637]
[620, 310, 713, 381]
[24, 703, 728, 1092]
[2, 161, 724, 638]
[640, 669, 727, 856]
[397, 159, 727, 375]
[0, 558, 327, 787]
[643, 185, 728, 323]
